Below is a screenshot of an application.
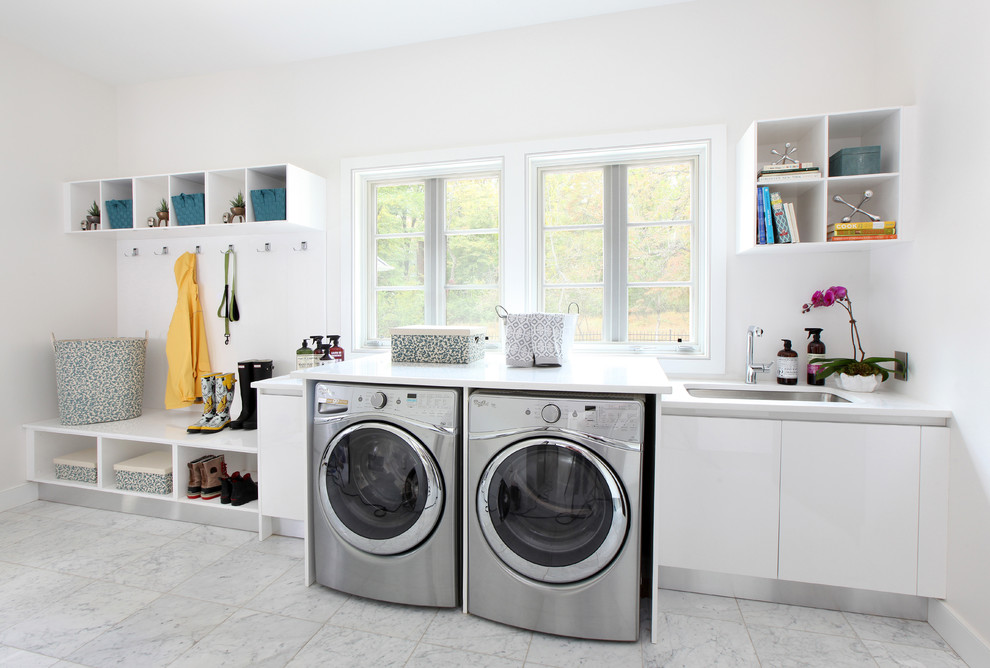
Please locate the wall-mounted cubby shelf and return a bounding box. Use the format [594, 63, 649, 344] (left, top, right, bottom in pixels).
[65, 163, 325, 238]
[737, 107, 912, 254]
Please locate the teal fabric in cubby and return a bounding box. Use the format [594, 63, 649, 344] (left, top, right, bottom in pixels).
[105, 199, 133, 229]
[171, 193, 205, 226]
[250, 188, 286, 221]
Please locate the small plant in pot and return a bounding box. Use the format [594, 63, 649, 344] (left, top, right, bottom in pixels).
[802, 285, 904, 392]
[85, 201, 101, 230]
[156, 198, 169, 226]
[229, 192, 246, 216]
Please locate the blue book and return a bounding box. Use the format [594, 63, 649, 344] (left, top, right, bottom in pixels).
[756, 189, 766, 244]
[762, 187, 775, 244]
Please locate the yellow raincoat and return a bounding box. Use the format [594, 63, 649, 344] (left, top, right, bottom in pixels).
[165, 252, 212, 408]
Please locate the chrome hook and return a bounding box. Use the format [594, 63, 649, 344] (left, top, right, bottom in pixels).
[257, 242, 271, 253]
[292, 241, 308, 251]
[154, 246, 169, 256]
[123, 248, 139, 257]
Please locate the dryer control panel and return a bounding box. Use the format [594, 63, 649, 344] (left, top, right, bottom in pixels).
[315, 383, 458, 429]
[469, 393, 644, 444]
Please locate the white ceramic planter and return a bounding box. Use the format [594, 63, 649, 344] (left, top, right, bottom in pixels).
[836, 373, 881, 393]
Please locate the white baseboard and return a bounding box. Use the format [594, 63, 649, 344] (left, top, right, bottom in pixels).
[0, 482, 39, 512]
[928, 599, 990, 667]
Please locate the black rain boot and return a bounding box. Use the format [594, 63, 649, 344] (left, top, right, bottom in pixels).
[241, 360, 273, 431]
[228, 360, 256, 430]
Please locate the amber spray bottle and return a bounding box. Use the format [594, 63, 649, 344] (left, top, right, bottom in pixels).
[805, 328, 826, 386]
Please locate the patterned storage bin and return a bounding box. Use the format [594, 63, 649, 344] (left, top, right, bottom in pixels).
[390, 326, 486, 364]
[52, 334, 146, 425]
[54, 447, 98, 485]
[114, 451, 173, 495]
[250, 188, 286, 221]
[170, 192, 205, 226]
[104, 199, 133, 229]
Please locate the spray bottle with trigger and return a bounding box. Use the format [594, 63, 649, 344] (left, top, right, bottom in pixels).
[805, 328, 826, 386]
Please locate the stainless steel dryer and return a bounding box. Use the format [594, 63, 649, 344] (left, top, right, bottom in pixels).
[468, 391, 645, 641]
[313, 382, 460, 607]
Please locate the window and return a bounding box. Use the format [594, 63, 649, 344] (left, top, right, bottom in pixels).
[357, 162, 501, 347]
[533, 143, 709, 353]
[345, 128, 724, 371]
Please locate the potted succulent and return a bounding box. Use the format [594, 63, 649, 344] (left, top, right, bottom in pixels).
[86, 201, 101, 230]
[802, 285, 904, 392]
[229, 192, 246, 217]
[156, 198, 169, 225]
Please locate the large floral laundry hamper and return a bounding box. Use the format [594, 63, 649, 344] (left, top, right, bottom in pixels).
[52, 334, 147, 425]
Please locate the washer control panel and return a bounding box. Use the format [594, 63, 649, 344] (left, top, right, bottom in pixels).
[316, 383, 458, 428]
[469, 392, 644, 443]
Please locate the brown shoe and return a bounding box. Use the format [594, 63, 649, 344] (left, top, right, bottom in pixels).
[186, 454, 213, 499]
[199, 454, 225, 500]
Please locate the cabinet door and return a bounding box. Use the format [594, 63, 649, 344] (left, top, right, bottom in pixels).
[658, 415, 781, 579]
[257, 393, 306, 521]
[778, 422, 920, 595]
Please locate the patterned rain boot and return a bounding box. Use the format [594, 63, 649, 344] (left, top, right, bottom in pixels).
[199, 454, 225, 500]
[200, 372, 236, 434]
[187, 374, 219, 433]
[186, 454, 214, 499]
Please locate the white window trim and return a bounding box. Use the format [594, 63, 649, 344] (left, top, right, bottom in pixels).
[341, 126, 726, 375]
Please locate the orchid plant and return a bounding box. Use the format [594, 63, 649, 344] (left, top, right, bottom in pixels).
[802, 286, 904, 381]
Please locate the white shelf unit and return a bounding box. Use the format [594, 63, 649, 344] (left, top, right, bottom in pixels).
[25, 409, 259, 516]
[737, 107, 911, 253]
[64, 163, 325, 237]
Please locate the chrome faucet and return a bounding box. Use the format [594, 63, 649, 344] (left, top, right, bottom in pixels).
[746, 326, 774, 384]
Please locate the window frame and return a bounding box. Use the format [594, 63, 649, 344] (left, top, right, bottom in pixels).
[342, 126, 725, 374]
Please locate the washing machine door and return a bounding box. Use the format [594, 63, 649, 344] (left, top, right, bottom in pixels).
[319, 422, 443, 555]
[477, 437, 628, 584]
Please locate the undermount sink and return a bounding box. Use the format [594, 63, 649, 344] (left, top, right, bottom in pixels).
[685, 386, 851, 403]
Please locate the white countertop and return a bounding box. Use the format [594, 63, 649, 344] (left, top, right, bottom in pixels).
[290, 351, 672, 395]
[662, 379, 951, 426]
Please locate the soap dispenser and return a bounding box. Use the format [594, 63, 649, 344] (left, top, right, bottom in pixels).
[295, 339, 314, 371]
[805, 328, 826, 386]
[327, 335, 345, 362]
[777, 339, 798, 385]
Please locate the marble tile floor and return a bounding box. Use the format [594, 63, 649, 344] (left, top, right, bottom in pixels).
[0, 501, 969, 667]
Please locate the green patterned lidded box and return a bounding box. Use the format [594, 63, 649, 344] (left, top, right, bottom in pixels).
[390, 326, 486, 364]
[113, 451, 173, 495]
[54, 447, 98, 485]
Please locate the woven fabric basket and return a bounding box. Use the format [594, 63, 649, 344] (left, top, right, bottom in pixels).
[171, 193, 205, 226]
[250, 188, 286, 221]
[52, 334, 147, 425]
[105, 199, 133, 229]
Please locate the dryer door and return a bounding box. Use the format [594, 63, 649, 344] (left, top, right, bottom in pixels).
[319, 422, 444, 555]
[477, 437, 628, 584]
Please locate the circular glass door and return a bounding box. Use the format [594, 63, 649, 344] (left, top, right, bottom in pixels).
[319, 422, 443, 555]
[477, 437, 628, 583]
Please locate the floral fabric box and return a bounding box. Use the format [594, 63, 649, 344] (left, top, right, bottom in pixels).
[390, 326, 486, 364]
[54, 447, 98, 485]
[113, 451, 173, 495]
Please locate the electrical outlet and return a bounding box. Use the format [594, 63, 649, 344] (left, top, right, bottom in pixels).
[894, 351, 908, 381]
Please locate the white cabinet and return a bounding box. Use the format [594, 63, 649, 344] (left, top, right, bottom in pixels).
[657, 415, 949, 598]
[65, 163, 325, 237]
[257, 390, 306, 530]
[658, 415, 780, 579]
[778, 421, 920, 595]
[737, 107, 911, 253]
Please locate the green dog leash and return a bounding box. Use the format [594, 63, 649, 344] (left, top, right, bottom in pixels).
[217, 248, 240, 344]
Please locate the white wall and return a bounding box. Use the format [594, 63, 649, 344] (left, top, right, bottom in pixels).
[871, 0, 990, 654]
[0, 39, 118, 498]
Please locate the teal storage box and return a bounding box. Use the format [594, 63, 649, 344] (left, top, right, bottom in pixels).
[54, 448, 98, 485]
[171, 193, 205, 226]
[250, 188, 286, 221]
[829, 145, 881, 176]
[390, 325, 486, 364]
[105, 199, 133, 229]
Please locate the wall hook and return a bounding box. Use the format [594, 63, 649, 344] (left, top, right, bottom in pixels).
[257, 242, 271, 253]
[154, 246, 169, 256]
[220, 244, 234, 254]
[293, 241, 308, 252]
[194, 245, 201, 254]
[124, 248, 139, 257]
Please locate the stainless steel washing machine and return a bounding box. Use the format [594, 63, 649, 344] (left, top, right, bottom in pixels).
[313, 382, 460, 607]
[468, 391, 645, 641]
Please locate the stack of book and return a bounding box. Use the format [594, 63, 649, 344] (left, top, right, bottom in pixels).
[827, 220, 897, 242]
[756, 186, 801, 244]
[756, 162, 821, 184]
